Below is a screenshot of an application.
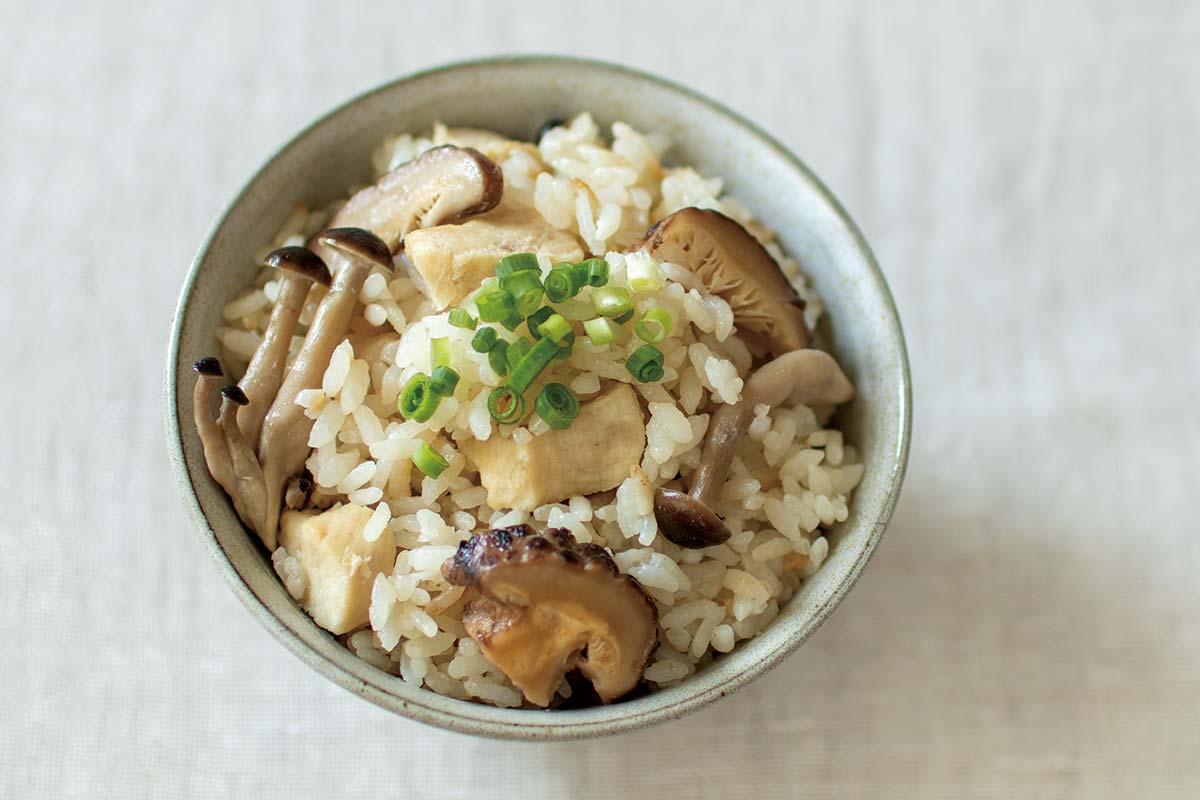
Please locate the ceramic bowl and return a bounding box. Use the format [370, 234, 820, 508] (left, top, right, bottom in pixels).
[164, 55, 911, 740]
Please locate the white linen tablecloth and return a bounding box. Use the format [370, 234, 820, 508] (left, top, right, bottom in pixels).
[3, 1, 1198, 796]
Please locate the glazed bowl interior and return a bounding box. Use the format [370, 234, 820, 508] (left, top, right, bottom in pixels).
[166, 56, 910, 740]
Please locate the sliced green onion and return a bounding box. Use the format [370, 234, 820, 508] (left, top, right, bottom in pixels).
[544, 262, 585, 303]
[626, 344, 665, 383]
[476, 289, 516, 323]
[499, 269, 544, 316]
[411, 442, 448, 478]
[554, 330, 575, 362]
[398, 373, 441, 422]
[508, 336, 558, 393]
[494, 252, 540, 280]
[540, 313, 572, 344]
[505, 338, 532, 372]
[429, 366, 460, 396]
[592, 286, 633, 319]
[430, 337, 451, 368]
[448, 308, 477, 330]
[578, 257, 609, 287]
[526, 305, 554, 339]
[471, 326, 498, 353]
[634, 307, 673, 344]
[487, 340, 509, 376]
[613, 309, 635, 324]
[499, 313, 525, 332]
[487, 386, 525, 424]
[627, 252, 663, 293]
[583, 317, 615, 345]
[535, 383, 581, 430]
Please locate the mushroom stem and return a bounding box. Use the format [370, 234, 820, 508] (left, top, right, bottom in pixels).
[655, 349, 854, 549]
[236, 248, 331, 446]
[219, 385, 269, 537]
[257, 228, 392, 548]
[192, 358, 235, 495]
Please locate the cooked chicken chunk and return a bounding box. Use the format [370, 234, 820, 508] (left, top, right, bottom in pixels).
[403, 208, 585, 309]
[462, 383, 645, 510]
[277, 503, 397, 635]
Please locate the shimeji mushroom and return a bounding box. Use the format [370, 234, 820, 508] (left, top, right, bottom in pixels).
[443, 525, 658, 707]
[192, 357, 235, 495]
[234, 247, 331, 445]
[218, 384, 267, 533]
[654, 346, 855, 549]
[638, 207, 811, 358]
[256, 228, 393, 549]
[314, 145, 503, 264]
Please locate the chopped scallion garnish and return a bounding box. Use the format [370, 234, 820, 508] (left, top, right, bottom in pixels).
[578, 258, 609, 287]
[476, 289, 516, 323]
[494, 252, 540, 280]
[544, 262, 585, 303]
[627, 252, 663, 293]
[429, 365, 460, 397]
[448, 308, 477, 330]
[507, 336, 559, 393]
[499, 269, 545, 317]
[634, 307, 673, 344]
[487, 386, 525, 424]
[613, 309, 635, 324]
[540, 313, 572, 344]
[583, 316, 615, 345]
[398, 373, 440, 422]
[591, 286, 633, 319]
[526, 305, 554, 339]
[430, 337, 451, 368]
[471, 326, 498, 353]
[487, 340, 510, 376]
[505, 338, 532, 372]
[411, 441, 448, 478]
[535, 383, 581, 430]
[626, 344, 665, 382]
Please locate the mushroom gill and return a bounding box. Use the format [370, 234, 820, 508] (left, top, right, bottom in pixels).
[443, 525, 658, 707]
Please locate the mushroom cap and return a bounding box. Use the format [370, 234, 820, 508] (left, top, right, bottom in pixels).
[220, 384, 250, 406]
[323, 145, 503, 255]
[652, 488, 732, 549]
[192, 356, 224, 377]
[263, 246, 332, 287]
[639, 207, 810, 358]
[318, 227, 393, 269]
[444, 525, 658, 707]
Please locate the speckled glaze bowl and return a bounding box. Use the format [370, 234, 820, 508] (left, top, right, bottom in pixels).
[164, 56, 911, 740]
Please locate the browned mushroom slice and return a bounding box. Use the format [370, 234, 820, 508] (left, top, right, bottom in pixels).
[235, 247, 331, 444]
[403, 208, 585, 309]
[257, 229, 392, 549]
[638, 207, 810, 358]
[655, 349, 854, 549]
[314, 145, 503, 266]
[460, 383, 644, 510]
[443, 525, 658, 707]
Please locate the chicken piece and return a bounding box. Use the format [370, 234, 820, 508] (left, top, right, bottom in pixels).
[277, 503, 397, 635]
[403, 208, 585, 310]
[462, 383, 645, 511]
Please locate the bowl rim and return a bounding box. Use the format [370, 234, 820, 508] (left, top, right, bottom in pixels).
[164, 53, 912, 739]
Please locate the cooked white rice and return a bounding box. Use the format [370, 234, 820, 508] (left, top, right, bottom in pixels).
[218, 114, 863, 707]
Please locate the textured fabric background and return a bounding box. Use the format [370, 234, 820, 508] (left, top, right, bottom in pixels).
[3, 1, 1198, 797]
